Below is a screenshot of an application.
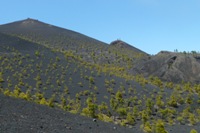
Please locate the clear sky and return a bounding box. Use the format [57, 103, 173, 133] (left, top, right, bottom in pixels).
[1, 0, 200, 54]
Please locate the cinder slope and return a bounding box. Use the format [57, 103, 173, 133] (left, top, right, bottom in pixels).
[0, 32, 48, 54]
[0, 94, 136, 133]
[0, 19, 149, 68]
[0, 18, 108, 49]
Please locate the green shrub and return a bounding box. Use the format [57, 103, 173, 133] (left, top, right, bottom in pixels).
[126, 112, 135, 125]
[97, 113, 113, 122]
[190, 129, 198, 133]
[40, 98, 47, 105]
[177, 116, 184, 124]
[167, 95, 178, 107]
[81, 97, 97, 118]
[155, 119, 168, 133]
[4, 88, 11, 96]
[143, 122, 152, 133]
[115, 90, 123, 103]
[89, 76, 95, 84]
[116, 107, 127, 116]
[189, 114, 197, 125]
[0, 72, 4, 82]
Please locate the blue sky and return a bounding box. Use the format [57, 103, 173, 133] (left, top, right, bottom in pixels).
[1, 0, 200, 54]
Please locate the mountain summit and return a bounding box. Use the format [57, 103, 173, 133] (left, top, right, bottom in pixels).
[110, 40, 148, 55]
[0, 18, 108, 49]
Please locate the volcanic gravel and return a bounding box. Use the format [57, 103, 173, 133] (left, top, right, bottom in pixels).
[0, 94, 142, 133]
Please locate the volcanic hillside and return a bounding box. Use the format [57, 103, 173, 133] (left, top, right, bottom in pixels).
[0, 19, 200, 133]
[0, 18, 149, 69]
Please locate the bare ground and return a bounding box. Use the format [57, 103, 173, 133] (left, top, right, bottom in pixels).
[0, 94, 142, 133]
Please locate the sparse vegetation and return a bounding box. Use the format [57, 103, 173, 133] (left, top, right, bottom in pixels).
[0, 19, 200, 133]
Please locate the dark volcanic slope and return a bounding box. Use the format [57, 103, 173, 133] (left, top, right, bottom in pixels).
[1, 94, 200, 133]
[0, 94, 137, 133]
[0, 18, 108, 50]
[1, 19, 200, 133]
[0, 18, 149, 70]
[137, 51, 200, 83]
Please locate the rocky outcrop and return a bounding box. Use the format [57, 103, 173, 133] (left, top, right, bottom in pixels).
[137, 51, 200, 83]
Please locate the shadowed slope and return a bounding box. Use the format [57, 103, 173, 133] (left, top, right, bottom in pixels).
[0, 32, 48, 54]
